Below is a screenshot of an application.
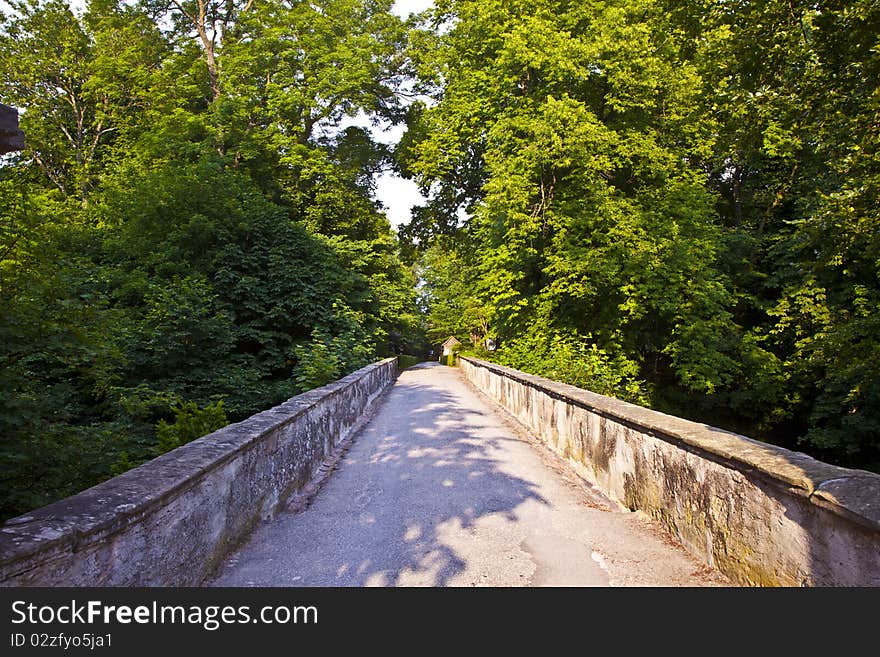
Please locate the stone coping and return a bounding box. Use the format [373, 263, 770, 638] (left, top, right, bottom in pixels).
[460, 357, 880, 532]
[0, 358, 398, 568]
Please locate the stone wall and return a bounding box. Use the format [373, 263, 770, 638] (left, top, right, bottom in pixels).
[0, 358, 397, 586]
[460, 357, 880, 586]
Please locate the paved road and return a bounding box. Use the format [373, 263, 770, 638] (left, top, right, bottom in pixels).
[209, 363, 727, 586]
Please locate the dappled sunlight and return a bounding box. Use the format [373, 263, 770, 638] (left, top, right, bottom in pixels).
[207, 363, 734, 587]
[364, 572, 387, 587]
[210, 362, 551, 587]
[405, 447, 447, 458]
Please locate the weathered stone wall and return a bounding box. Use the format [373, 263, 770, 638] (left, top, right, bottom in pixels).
[460, 357, 880, 586]
[0, 358, 397, 586]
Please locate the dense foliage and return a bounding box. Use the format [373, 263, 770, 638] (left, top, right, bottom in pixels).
[0, 0, 422, 520]
[2, 0, 878, 521]
[403, 0, 880, 471]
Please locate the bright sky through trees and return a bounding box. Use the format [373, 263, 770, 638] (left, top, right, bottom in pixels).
[350, 0, 433, 227]
[7, 0, 433, 227]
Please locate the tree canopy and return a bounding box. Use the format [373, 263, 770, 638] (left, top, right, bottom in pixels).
[0, 0, 422, 520]
[403, 0, 880, 471]
[2, 0, 878, 521]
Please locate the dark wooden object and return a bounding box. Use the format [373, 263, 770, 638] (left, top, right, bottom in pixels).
[0, 103, 25, 154]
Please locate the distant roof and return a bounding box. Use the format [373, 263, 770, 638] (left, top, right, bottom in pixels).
[442, 336, 461, 347]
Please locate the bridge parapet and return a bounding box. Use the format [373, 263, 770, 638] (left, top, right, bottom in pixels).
[0, 358, 397, 586]
[460, 357, 880, 586]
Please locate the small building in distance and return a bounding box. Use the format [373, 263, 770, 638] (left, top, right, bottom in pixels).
[440, 336, 461, 357]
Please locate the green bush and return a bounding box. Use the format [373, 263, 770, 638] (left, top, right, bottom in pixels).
[291, 324, 377, 393]
[492, 331, 648, 404]
[292, 338, 341, 392]
[398, 354, 422, 370]
[155, 400, 228, 454]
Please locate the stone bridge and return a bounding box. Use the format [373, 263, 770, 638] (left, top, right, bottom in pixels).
[1, 358, 878, 586]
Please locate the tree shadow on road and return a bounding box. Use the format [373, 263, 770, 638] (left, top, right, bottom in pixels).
[209, 363, 550, 587]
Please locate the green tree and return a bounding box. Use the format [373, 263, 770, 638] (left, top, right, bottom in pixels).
[419, 240, 492, 347]
[406, 0, 739, 400]
[0, 0, 167, 199]
[0, 0, 424, 522]
[407, 0, 880, 469]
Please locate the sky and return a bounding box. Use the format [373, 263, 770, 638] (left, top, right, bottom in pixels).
[335, 0, 436, 228]
[375, 0, 434, 228]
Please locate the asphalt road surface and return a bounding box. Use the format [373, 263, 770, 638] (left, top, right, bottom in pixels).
[209, 362, 727, 587]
